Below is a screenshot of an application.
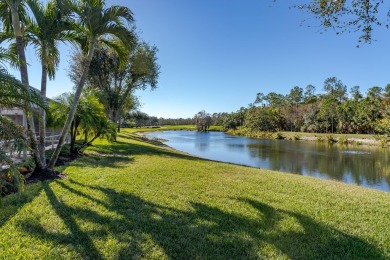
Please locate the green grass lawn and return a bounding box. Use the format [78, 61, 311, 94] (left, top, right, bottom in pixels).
[0, 128, 389, 259]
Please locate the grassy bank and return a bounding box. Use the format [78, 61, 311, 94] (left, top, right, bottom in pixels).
[0, 128, 389, 259]
[131, 124, 223, 131]
[226, 128, 385, 146]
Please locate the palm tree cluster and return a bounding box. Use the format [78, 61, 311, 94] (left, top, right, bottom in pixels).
[0, 0, 156, 193]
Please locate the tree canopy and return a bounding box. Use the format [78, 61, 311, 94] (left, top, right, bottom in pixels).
[298, 0, 389, 44]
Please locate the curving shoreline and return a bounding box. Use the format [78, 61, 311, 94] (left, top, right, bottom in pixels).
[132, 126, 388, 147]
[226, 129, 387, 147]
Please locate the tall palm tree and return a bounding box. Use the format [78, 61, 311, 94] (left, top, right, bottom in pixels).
[0, 47, 45, 194]
[23, 0, 72, 168]
[0, 0, 43, 170]
[48, 0, 136, 168]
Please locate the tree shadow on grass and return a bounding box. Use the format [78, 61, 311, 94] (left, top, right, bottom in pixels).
[90, 139, 203, 162]
[68, 152, 135, 169]
[0, 182, 44, 229]
[81, 141, 204, 173]
[119, 131, 171, 147]
[19, 179, 387, 259]
[239, 198, 386, 259]
[19, 181, 108, 259]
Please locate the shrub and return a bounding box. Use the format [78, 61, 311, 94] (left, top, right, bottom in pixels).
[293, 134, 301, 140]
[326, 135, 337, 144]
[273, 132, 285, 140]
[338, 135, 348, 145]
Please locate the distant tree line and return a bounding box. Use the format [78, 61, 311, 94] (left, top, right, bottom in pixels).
[121, 111, 194, 127]
[217, 76, 390, 135]
[127, 76, 390, 135]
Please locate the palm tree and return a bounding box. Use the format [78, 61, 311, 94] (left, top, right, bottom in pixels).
[0, 47, 45, 194]
[48, 0, 136, 168]
[0, 0, 43, 171]
[23, 0, 72, 168]
[48, 90, 115, 153]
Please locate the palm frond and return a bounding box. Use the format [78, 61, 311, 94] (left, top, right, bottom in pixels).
[0, 46, 18, 69]
[101, 24, 136, 49]
[99, 38, 129, 68]
[103, 5, 134, 25]
[0, 69, 46, 110]
[0, 116, 26, 143]
[0, 1, 28, 34]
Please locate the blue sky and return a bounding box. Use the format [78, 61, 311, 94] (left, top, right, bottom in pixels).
[8, 0, 390, 118]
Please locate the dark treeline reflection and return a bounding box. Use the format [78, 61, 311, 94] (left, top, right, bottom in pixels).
[146, 131, 390, 191]
[245, 141, 390, 188]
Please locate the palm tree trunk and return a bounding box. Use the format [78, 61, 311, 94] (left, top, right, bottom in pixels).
[39, 63, 48, 167]
[48, 39, 96, 169]
[11, 6, 43, 170]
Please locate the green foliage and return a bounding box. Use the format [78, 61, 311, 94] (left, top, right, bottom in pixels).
[380, 138, 389, 148]
[273, 132, 285, 140]
[73, 40, 160, 125]
[194, 110, 212, 132]
[0, 49, 45, 195]
[298, 1, 386, 44]
[337, 135, 348, 145]
[47, 0, 138, 169]
[49, 91, 116, 153]
[18, 158, 35, 172]
[326, 135, 336, 144]
[221, 112, 242, 130]
[215, 76, 390, 136]
[293, 133, 301, 140]
[124, 111, 156, 127]
[23, 0, 71, 79]
[373, 135, 389, 148]
[0, 68, 46, 111]
[0, 151, 24, 197]
[245, 107, 285, 132]
[375, 118, 390, 136]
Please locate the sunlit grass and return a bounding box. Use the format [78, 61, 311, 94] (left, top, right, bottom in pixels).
[0, 129, 389, 259]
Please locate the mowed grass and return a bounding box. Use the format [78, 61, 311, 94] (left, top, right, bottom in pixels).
[0, 129, 389, 259]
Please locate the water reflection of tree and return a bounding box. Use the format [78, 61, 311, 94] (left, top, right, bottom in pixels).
[246, 141, 390, 189]
[194, 132, 211, 152]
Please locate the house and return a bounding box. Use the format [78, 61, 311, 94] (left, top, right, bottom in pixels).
[0, 87, 68, 165]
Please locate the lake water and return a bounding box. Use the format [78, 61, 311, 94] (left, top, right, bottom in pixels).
[145, 130, 390, 192]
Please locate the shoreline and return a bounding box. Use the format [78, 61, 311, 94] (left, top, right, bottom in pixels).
[225, 129, 388, 147]
[133, 129, 389, 193]
[133, 127, 387, 147]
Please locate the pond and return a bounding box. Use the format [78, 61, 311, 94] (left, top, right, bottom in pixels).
[145, 130, 390, 192]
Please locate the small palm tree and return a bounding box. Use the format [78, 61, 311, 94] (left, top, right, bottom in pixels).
[48, 0, 136, 168]
[48, 90, 115, 153]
